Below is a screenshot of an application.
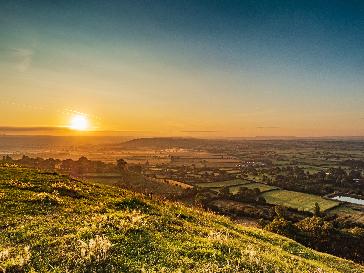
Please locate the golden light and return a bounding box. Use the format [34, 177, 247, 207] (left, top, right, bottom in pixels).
[69, 114, 89, 131]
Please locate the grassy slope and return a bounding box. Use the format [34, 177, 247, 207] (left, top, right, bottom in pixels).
[0, 167, 363, 273]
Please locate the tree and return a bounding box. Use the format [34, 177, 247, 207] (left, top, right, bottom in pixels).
[274, 205, 287, 219]
[257, 196, 266, 204]
[77, 156, 90, 174]
[314, 202, 321, 217]
[116, 159, 128, 173]
[219, 186, 230, 198]
[129, 164, 142, 174]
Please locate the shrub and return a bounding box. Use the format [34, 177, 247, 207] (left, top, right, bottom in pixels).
[51, 182, 83, 198]
[349, 227, 364, 237]
[295, 217, 333, 239]
[265, 217, 295, 237]
[115, 198, 153, 214]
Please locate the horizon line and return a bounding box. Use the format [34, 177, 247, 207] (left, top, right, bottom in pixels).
[2, 134, 364, 140]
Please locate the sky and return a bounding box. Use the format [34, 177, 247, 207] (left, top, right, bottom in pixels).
[1, 0, 364, 137]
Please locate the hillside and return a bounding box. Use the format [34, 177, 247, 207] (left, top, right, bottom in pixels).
[0, 166, 363, 272]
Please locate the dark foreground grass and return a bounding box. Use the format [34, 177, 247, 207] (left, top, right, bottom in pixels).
[0, 166, 363, 272]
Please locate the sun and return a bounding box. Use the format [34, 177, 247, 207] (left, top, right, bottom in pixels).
[69, 115, 89, 131]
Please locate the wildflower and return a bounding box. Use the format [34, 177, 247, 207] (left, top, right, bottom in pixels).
[78, 235, 112, 262]
[18, 246, 31, 266]
[0, 246, 31, 271]
[0, 249, 10, 261]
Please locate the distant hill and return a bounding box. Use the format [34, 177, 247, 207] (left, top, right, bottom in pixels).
[117, 137, 217, 149]
[0, 166, 363, 272]
[116, 137, 364, 151]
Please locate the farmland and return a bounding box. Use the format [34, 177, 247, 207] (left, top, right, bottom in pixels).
[194, 179, 339, 213]
[1, 137, 364, 263]
[2, 137, 364, 221]
[1, 137, 364, 264]
[261, 190, 340, 212]
[195, 179, 251, 188]
[229, 183, 278, 194]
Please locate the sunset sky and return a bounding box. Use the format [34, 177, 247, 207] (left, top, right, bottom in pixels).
[1, 0, 364, 137]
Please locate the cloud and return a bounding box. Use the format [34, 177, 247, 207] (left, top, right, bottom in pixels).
[0, 126, 70, 132]
[12, 48, 33, 72]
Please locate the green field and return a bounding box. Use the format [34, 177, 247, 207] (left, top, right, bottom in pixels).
[0, 166, 361, 272]
[195, 179, 251, 188]
[229, 183, 278, 194]
[261, 190, 340, 212]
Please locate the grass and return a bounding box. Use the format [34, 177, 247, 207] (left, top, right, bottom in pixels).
[261, 190, 340, 212]
[195, 179, 251, 188]
[229, 183, 278, 194]
[0, 166, 362, 272]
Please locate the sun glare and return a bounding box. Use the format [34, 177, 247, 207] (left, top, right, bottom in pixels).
[69, 115, 89, 131]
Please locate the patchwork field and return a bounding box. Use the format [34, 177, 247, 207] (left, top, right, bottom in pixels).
[229, 183, 278, 194]
[261, 190, 340, 212]
[195, 179, 342, 214]
[195, 179, 251, 188]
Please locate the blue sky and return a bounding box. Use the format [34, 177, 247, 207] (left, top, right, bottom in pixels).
[1, 0, 364, 136]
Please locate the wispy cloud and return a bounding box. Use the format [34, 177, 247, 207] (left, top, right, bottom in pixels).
[0, 127, 152, 136]
[12, 48, 33, 72]
[0, 126, 70, 132]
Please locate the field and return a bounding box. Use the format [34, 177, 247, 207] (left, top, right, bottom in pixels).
[229, 183, 278, 194]
[195, 179, 251, 188]
[0, 166, 362, 272]
[328, 204, 364, 225]
[195, 180, 340, 214]
[261, 190, 340, 212]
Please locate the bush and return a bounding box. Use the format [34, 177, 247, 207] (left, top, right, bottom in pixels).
[295, 217, 333, 239]
[265, 217, 295, 237]
[114, 197, 153, 214]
